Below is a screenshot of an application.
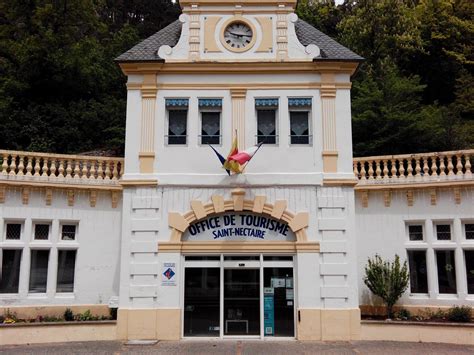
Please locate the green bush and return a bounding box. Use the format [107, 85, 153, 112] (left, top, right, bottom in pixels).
[364, 254, 409, 318]
[447, 306, 472, 323]
[395, 308, 411, 320]
[64, 308, 74, 321]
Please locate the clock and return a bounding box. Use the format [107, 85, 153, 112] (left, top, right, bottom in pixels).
[221, 19, 256, 52]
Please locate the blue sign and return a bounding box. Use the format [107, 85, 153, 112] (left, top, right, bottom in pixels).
[264, 288, 274, 336]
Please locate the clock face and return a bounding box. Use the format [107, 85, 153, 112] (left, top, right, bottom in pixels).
[223, 22, 253, 50]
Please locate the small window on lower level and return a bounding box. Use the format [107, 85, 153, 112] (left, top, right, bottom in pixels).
[201, 111, 221, 145]
[57, 250, 77, 293]
[436, 250, 457, 294]
[407, 250, 428, 293]
[436, 224, 451, 241]
[408, 225, 423, 241]
[5, 223, 21, 240]
[61, 225, 77, 241]
[0, 249, 22, 293]
[34, 224, 50, 240]
[257, 109, 277, 144]
[465, 250, 474, 294]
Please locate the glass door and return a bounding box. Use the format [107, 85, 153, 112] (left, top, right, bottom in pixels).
[223, 268, 260, 336]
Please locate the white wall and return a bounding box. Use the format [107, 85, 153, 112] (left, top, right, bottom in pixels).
[355, 187, 474, 307]
[0, 187, 122, 306]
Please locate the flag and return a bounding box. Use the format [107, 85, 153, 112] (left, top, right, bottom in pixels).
[208, 145, 230, 175]
[228, 142, 263, 165]
[223, 135, 241, 174]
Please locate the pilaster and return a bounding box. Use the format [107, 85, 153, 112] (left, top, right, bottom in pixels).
[320, 73, 338, 173]
[230, 89, 247, 150]
[139, 74, 157, 174]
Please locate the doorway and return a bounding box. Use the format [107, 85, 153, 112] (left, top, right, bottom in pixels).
[183, 254, 295, 339]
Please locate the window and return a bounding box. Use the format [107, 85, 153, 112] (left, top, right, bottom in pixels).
[289, 98, 311, 145]
[57, 250, 77, 292]
[465, 224, 474, 240]
[436, 250, 457, 294]
[436, 224, 451, 241]
[408, 225, 423, 241]
[0, 249, 22, 293]
[407, 250, 428, 293]
[29, 250, 50, 293]
[61, 225, 76, 241]
[5, 223, 21, 240]
[465, 250, 474, 294]
[255, 98, 278, 144]
[166, 98, 188, 145]
[34, 224, 50, 240]
[199, 99, 222, 145]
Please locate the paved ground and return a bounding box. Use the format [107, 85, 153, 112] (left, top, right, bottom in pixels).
[1, 340, 473, 355]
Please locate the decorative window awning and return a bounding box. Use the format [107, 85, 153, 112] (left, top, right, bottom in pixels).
[166, 98, 189, 108]
[288, 98, 312, 108]
[255, 98, 279, 108]
[199, 98, 222, 108]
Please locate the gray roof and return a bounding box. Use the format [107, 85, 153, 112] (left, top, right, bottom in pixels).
[116, 19, 363, 62]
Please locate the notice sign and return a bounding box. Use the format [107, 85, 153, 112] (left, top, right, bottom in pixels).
[182, 212, 296, 242]
[161, 262, 177, 286]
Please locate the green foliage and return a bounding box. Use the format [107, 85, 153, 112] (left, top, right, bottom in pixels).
[75, 309, 100, 321]
[64, 308, 74, 321]
[364, 254, 409, 318]
[395, 308, 411, 321]
[447, 305, 472, 323]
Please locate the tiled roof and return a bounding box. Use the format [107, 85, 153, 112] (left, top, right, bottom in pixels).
[116, 18, 363, 62]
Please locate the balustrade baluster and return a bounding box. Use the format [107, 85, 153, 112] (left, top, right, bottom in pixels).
[375, 160, 382, 179]
[439, 156, 446, 176]
[423, 158, 429, 179]
[104, 161, 111, 180]
[58, 160, 65, 178]
[41, 158, 49, 177]
[33, 158, 41, 176]
[89, 160, 97, 180]
[81, 160, 88, 179]
[17, 156, 24, 176]
[447, 155, 454, 176]
[66, 161, 73, 178]
[456, 154, 463, 176]
[97, 160, 104, 180]
[112, 162, 119, 180]
[25, 157, 33, 176]
[73, 161, 81, 179]
[407, 159, 413, 178]
[1, 154, 8, 175]
[50, 159, 57, 178]
[368, 161, 374, 180]
[8, 155, 16, 176]
[390, 159, 397, 179]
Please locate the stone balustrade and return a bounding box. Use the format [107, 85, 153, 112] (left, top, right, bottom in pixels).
[354, 149, 473, 186]
[0, 150, 123, 185]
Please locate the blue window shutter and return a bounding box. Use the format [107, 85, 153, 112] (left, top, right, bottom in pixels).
[288, 98, 312, 108]
[255, 98, 279, 107]
[199, 98, 222, 108]
[165, 98, 189, 108]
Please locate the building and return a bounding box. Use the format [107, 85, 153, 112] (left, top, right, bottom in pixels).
[0, 0, 473, 344]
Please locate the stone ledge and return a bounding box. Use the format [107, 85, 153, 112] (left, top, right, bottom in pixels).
[0, 320, 117, 328]
[362, 319, 474, 327]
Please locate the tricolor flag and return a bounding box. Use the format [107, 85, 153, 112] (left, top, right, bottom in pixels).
[209, 133, 263, 175]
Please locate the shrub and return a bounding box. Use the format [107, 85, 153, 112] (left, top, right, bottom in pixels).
[447, 306, 472, 323]
[395, 308, 411, 320]
[364, 254, 409, 319]
[64, 308, 74, 321]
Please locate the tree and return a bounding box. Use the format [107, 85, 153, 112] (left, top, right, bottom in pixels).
[364, 254, 409, 319]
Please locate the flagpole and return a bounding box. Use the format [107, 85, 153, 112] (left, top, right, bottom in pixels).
[240, 142, 264, 173]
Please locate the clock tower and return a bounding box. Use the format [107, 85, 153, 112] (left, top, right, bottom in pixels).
[116, 0, 363, 343]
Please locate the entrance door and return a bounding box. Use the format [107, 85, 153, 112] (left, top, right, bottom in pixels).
[223, 268, 260, 336]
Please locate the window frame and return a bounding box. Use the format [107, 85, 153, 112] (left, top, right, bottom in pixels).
[434, 222, 453, 242]
[255, 105, 279, 145]
[406, 223, 425, 242]
[199, 106, 222, 146]
[165, 105, 189, 146]
[288, 105, 312, 146]
[0, 248, 23, 294]
[32, 221, 52, 242]
[4, 220, 23, 242]
[406, 249, 429, 295]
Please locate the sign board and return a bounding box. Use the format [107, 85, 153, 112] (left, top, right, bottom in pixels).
[264, 288, 275, 335]
[182, 212, 295, 242]
[161, 262, 177, 286]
